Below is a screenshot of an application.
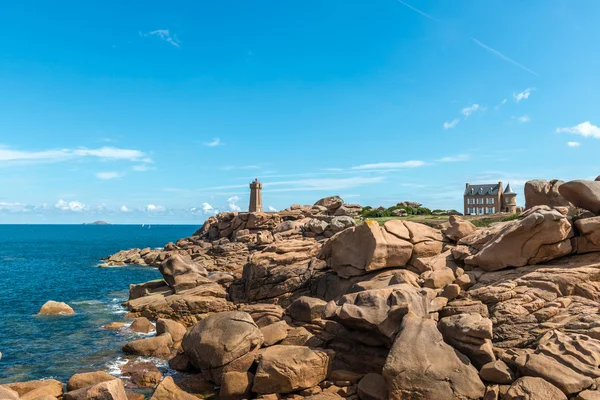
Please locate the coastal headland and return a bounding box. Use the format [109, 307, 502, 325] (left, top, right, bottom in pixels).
[4, 178, 600, 399]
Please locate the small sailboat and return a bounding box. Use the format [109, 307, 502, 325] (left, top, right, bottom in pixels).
[141, 223, 145, 227]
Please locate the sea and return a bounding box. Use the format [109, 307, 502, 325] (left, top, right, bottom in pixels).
[0, 224, 197, 384]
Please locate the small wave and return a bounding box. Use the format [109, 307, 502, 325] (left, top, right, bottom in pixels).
[71, 300, 104, 305]
[105, 357, 129, 376]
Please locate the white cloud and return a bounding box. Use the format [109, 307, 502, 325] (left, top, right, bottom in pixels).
[556, 121, 600, 139]
[202, 203, 214, 213]
[268, 206, 277, 212]
[0, 202, 30, 212]
[443, 119, 460, 129]
[95, 171, 124, 180]
[352, 161, 426, 170]
[567, 141, 581, 147]
[55, 199, 86, 212]
[513, 88, 534, 102]
[145, 204, 165, 212]
[227, 196, 241, 212]
[120, 205, 130, 212]
[437, 154, 470, 162]
[0, 146, 151, 164]
[495, 99, 507, 110]
[204, 138, 223, 147]
[191, 202, 218, 216]
[518, 115, 531, 123]
[132, 164, 154, 172]
[147, 29, 180, 48]
[461, 104, 481, 119]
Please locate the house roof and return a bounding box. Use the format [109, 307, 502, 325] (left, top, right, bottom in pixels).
[464, 183, 500, 196]
[504, 183, 515, 194]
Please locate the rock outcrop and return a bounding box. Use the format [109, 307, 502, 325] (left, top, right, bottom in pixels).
[38, 300, 75, 315]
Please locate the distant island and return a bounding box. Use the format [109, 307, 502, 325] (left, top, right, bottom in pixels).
[83, 221, 110, 225]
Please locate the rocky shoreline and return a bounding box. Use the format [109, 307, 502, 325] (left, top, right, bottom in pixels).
[5, 180, 600, 399]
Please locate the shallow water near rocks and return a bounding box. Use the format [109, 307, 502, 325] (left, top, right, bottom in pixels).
[0, 224, 196, 383]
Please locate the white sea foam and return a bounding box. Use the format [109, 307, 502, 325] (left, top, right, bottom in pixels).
[105, 357, 128, 376]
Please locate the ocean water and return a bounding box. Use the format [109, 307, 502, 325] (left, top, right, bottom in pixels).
[0, 224, 196, 384]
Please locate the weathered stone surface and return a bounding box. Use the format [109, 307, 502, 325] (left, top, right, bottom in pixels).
[129, 317, 154, 333]
[219, 372, 253, 400]
[559, 180, 600, 214]
[423, 267, 455, 289]
[159, 254, 209, 293]
[121, 361, 163, 388]
[577, 390, 600, 400]
[181, 311, 263, 384]
[315, 196, 344, 212]
[465, 207, 573, 271]
[480, 360, 515, 384]
[504, 377, 566, 400]
[438, 313, 495, 368]
[149, 376, 197, 400]
[260, 320, 291, 347]
[0, 386, 19, 400]
[4, 379, 63, 399]
[318, 221, 413, 278]
[122, 333, 173, 357]
[38, 300, 75, 315]
[383, 313, 485, 400]
[525, 180, 573, 210]
[156, 318, 187, 342]
[63, 379, 127, 400]
[239, 304, 284, 328]
[286, 296, 327, 323]
[443, 215, 477, 242]
[305, 218, 329, 234]
[252, 345, 334, 394]
[324, 284, 429, 343]
[67, 371, 118, 391]
[329, 216, 356, 233]
[357, 373, 387, 400]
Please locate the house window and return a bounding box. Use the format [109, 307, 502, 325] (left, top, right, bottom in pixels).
[467, 198, 474, 205]
[487, 198, 494, 204]
[487, 207, 495, 214]
[477, 198, 484, 204]
[478, 207, 484, 215]
[470, 207, 475, 215]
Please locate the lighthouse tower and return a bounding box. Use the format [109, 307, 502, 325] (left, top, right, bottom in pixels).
[249, 179, 263, 212]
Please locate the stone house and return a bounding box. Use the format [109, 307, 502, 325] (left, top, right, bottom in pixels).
[464, 182, 517, 216]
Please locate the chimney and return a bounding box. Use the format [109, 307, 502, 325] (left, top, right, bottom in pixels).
[465, 183, 470, 188]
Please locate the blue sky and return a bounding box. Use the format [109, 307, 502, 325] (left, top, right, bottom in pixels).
[1, 0, 599, 224]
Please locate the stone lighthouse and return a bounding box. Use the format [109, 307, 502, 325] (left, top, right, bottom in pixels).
[249, 178, 263, 212]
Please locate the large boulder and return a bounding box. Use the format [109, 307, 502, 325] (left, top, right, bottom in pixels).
[286, 296, 327, 323]
[314, 196, 344, 212]
[357, 373, 388, 400]
[63, 379, 127, 400]
[383, 312, 485, 400]
[465, 207, 573, 271]
[181, 311, 263, 384]
[318, 221, 413, 278]
[305, 219, 329, 235]
[525, 180, 573, 210]
[149, 376, 198, 400]
[0, 387, 19, 400]
[559, 180, 600, 214]
[329, 216, 356, 233]
[67, 371, 118, 391]
[156, 318, 187, 342]
[324, 284, 429, 343]
[38, 300, 75, 315]
[159, 254, 209, 293]
[219, 372, 254, 400]
[3, 379, 63, 399]
[122, 333, 173, 357]
[438, 313, 495, 369]
[252, 345, 334, 394]
[505, 377, 566, 400]
[442, 215, 477, 242]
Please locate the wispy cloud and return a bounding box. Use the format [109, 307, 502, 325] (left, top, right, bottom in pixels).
[147, 29, 180, 48]
[461, 104, 481, 119]
[567, 141, 581, 147]
[352, 161, 426, 170]
[495, 99, 507, 110]
[132, 164, 155, 172]
[264, 176, 385, 192]
[268, 206, 277, 212]
[95, 171, 124, 180]
[518, 115, 531, 123]
[204, 138, 223, 147]
[395, 0, 439, 22]
[514, 88, 534, 102]
[443, 119, 460, 129]
[437, 154, 470, 162]
[0, 146, 151, 165]
[471, 38, 539, 76]
[556, 121, 600, 139]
